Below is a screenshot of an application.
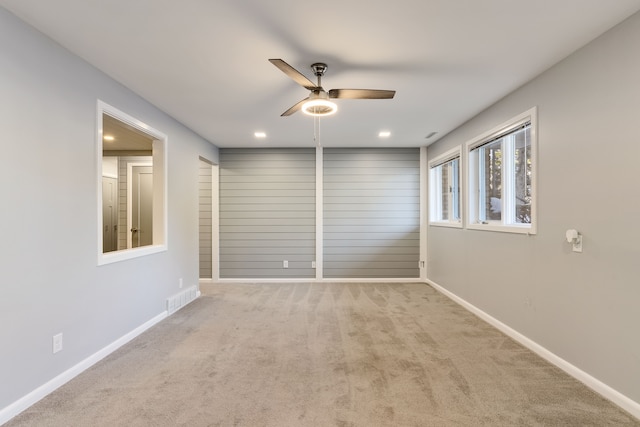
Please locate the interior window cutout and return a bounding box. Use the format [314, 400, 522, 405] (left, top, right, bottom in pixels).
[97, 101, 167, 265]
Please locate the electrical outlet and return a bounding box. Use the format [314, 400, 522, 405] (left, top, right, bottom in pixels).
[179, 278, 183, 289]
[572, 235, 583, 253]
[283, 260, 288, 268]
[53, 333, 63, 354]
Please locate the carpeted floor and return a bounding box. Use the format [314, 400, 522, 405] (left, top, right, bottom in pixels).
[6, 282, 639, 426]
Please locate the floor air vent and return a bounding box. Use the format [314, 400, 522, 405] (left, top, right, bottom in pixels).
[166, 285, 199, 315]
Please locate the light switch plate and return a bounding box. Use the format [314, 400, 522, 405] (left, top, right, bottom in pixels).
[53, 333, 63, 354]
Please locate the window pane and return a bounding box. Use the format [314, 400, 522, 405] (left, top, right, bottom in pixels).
[429, 154, 460, 224]
[440, 162, 451, 220]
[514, 126, 531, 224]
[466, 108, 535, 233]
[479, 140, 502, 221]
[450, 158, 460, 221]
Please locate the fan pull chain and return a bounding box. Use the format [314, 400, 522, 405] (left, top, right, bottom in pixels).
[314, 116, 321, 147]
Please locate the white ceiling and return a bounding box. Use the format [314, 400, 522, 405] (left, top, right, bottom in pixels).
[2, 0, 640, 148]
[102, 114, 153, 153]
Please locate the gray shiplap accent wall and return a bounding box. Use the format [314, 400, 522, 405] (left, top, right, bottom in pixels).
[199, 159, 213, 279]
[323, 148, 420, 278]
[219, 148, 316, 278]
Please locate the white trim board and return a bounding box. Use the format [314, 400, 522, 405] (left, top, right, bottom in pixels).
[419, 147, 428, 281]
[214, 278, 425, 284]
[315, 146, 324, 280]
[1, 311, 167, 425]
[425, 278, 640, 420]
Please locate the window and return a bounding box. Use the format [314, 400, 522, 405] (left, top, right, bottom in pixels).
[429, 146, 462, 227]
[467, 107, 536, 234]
[97, 101, 168, 265]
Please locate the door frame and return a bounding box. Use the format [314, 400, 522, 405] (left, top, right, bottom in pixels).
[198, 157, 219, 282]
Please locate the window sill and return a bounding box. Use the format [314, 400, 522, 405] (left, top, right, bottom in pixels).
[429, 221, 463, 229]
[467, 222, 535, 235]
[98, 244, 167, 266]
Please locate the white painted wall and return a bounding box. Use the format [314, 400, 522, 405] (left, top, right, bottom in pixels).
[0, 7, 218, 414]
[426, 12, 640, 406]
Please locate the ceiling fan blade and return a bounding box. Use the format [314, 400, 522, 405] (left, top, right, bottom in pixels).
[269, 59, 317, 90]
[328, 89, 395, 99]
[281, 97, 309, 116]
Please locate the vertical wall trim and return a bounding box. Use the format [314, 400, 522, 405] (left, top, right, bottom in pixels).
[316, 146, 324, 279]
[95, 107, 104, 262]
[420, 146, 428, 281]
[211, 163, 220, 281]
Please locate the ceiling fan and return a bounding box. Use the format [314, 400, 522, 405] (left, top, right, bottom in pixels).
[269, 59, 396, 117]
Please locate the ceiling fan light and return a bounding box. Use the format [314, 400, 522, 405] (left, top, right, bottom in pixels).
[302, 99, 337, 116]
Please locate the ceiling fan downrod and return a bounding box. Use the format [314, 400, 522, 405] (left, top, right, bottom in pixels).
[311, 62, 327, 87]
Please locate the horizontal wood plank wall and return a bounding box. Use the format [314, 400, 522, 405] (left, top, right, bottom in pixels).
[323, 148, 420, 278]
[199, 159, 212, 279]
[219, 148, 316, 278]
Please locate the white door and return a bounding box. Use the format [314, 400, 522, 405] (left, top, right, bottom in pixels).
[131, 165, 153, 248]
[102, 176, 118, 252]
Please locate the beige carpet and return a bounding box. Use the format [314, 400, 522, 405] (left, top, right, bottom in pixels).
[6, 282, 639, 426]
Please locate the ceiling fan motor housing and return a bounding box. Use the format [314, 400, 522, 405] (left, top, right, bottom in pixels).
[311, 63, 328, 77]
[303, 89, 336, 116]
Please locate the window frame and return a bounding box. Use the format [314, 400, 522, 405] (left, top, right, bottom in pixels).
[97, 100, 169, 265]
[466, 107, 537, 235]
[428, 145, 463, 228]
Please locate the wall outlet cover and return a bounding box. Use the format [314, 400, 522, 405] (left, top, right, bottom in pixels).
[572, 235, 583, 253]
[53, 333, 63, 354]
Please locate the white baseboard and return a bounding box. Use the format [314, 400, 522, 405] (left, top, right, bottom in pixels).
[0, 311, 167, 425]
[212, 277, 424, 283]
[425, 278, 640, 420]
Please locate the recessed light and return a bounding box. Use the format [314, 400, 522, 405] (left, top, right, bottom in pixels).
[254, 132, 266, 138]
[378, 131, 391, 138]
[103, 135, 115, 141]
